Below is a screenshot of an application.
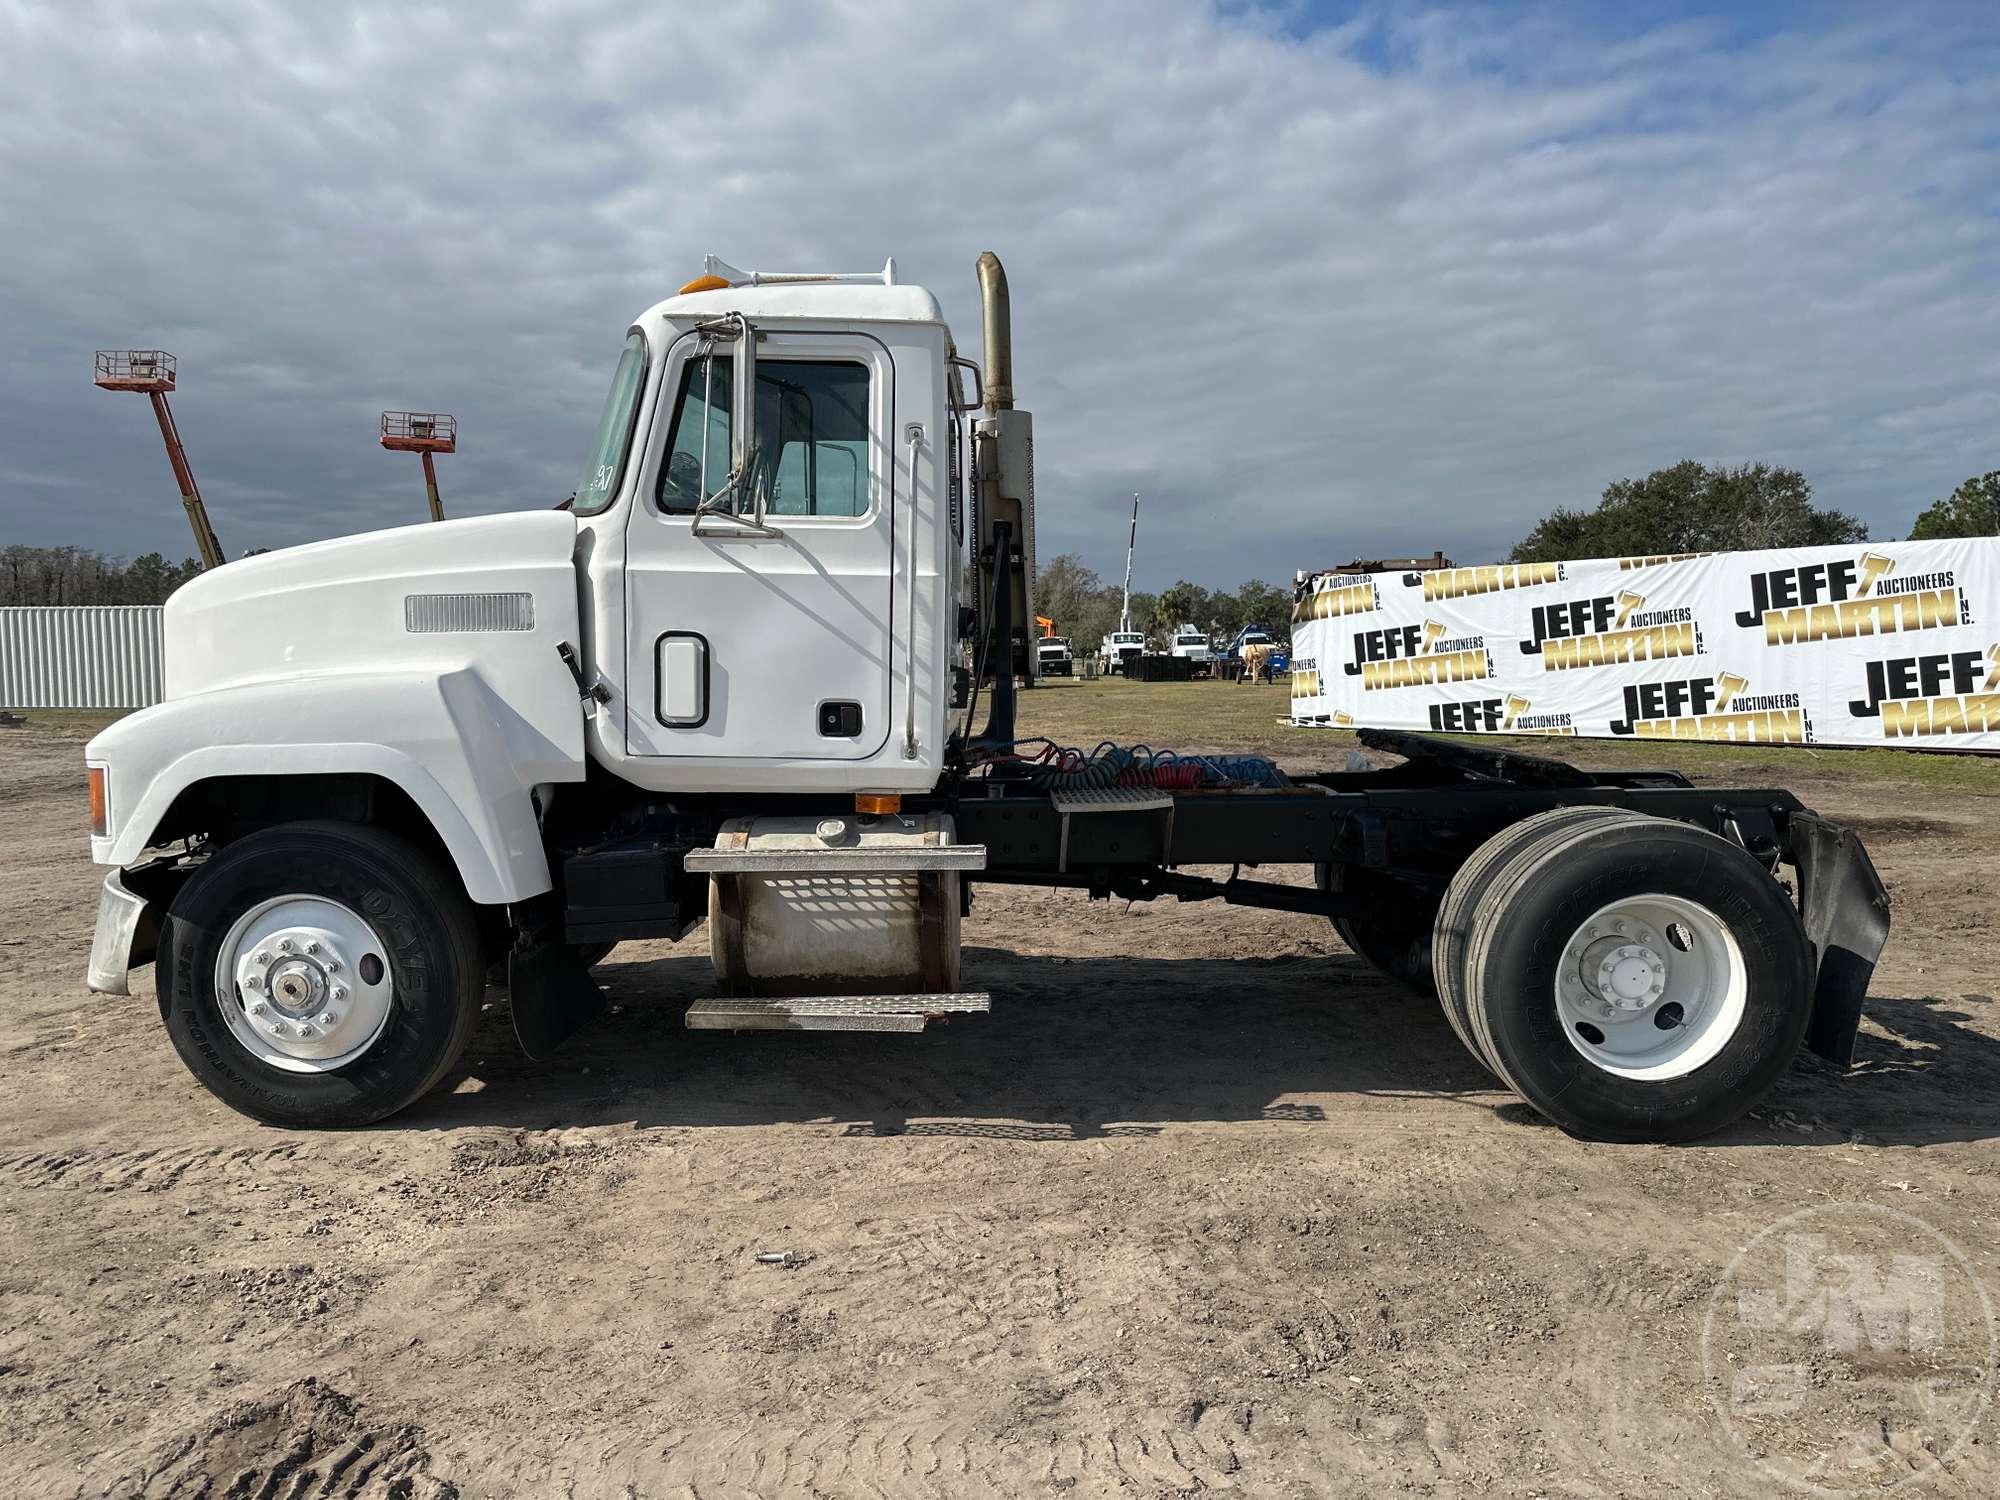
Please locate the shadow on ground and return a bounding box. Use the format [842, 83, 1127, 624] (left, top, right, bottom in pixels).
[387, 947, 2000, 1150]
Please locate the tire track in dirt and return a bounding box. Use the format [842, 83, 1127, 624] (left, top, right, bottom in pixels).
[560, 1399, 1473, 1496]
[0, 1141, 306, 1192]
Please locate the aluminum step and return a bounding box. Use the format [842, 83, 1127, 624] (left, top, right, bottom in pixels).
[683, 845, 985, 874]
[684, 992, 992, 1033]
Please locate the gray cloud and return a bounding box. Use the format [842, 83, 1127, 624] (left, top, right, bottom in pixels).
[1, 0, 1995, 592]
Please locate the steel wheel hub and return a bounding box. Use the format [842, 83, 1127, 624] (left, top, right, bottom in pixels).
[1554, 895, 1747, 1081]
[216, 896, 394, 1073]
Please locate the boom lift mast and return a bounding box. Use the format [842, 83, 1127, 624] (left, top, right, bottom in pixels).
[380, 411, 456, 522]
[92, 351, 225, 570]
[1119, 492, 1139, 634]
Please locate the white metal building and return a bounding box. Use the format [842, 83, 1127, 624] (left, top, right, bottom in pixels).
[0, 606, 164, 709]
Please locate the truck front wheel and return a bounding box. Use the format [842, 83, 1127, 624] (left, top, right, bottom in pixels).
[1462, 815, 1813, 1142]
[156, 822, 485, 1128]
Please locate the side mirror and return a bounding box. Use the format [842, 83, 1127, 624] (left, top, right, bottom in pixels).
[730, 312, 756, 497]
[691, 312, 782, 537]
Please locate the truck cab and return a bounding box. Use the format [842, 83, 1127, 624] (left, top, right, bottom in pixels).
[1168, 626, 1211, 676]
[1100, 631, 1145, 674]
[1036, 636, 1074, 676]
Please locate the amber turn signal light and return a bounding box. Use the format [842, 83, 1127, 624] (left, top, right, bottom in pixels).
[88, 765, 108, 837]
[854, 791, 901, 814]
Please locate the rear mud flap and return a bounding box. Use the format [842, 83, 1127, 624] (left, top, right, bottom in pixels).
[1791, 812, 1892, 1067]
[508, 938, 606, 1061]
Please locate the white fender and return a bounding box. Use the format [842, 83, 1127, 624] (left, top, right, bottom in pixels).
[87, 666, 584, 904]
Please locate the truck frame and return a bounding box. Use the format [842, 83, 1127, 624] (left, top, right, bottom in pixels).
[83, 251, 1889, 1143]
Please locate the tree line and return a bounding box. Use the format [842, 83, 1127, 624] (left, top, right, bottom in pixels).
[1507, 460, 1995, 563]
[0, 546, 204, 606]
[1036, 553, 1295, 650]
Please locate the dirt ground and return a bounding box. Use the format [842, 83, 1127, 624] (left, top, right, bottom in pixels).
[3, 696, 1999, 1498]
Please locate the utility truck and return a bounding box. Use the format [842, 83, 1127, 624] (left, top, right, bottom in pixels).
[84, 252, 1889, 1142]
[1169, 626, 1212, 677]
[1036, 635, 1074, 677]
[1099, 631, 1146, 674]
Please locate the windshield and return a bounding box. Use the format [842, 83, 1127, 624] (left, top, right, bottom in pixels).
[1113, 633, 1143, 645]
[1176, 635, 1204, 646]
[572, 331, 648, 515]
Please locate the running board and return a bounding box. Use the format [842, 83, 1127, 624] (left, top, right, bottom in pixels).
[684, 992, 992, 1033]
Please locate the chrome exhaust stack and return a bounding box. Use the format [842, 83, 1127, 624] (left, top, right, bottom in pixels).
[976, 250, 1014, 414]
[968, 252, 1038, 740]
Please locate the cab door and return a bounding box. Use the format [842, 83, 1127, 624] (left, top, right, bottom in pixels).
[623, 328, 897, 762]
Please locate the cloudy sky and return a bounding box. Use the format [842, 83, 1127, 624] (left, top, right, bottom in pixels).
[1, 0, 1996, 591]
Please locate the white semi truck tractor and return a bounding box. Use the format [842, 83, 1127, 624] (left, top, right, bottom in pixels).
[83, 252, 1889, 1141]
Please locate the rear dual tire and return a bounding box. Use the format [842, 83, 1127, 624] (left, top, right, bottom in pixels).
[1436, 811, 1814, 1142]
[1316, 862, 1437, 996]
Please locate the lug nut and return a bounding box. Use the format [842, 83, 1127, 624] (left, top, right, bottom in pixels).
[324, 957, 341, 973]
[317, 1012, 335, 1027]
[295, 1023, 316, 1038]
[250, 1001, 268, 1017]
[278, 938, 294, 953]
[244, 974, 261, 991]
[305, 940, 320, 955]
[254, 950, 270, 965]
[331, 986, 347, 1002]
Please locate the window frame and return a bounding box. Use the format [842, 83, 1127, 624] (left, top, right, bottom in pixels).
[640, 328, 893, 531]
[570, 328, 651, 518]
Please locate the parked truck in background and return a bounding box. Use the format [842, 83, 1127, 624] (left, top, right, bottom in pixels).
[1168, 625, 1212, 677]
[82, 251, 1889, 1144]
[1217, 624, 1285, 681]
[1037, 635, 1074, 676]
[1099, 630, 1145, 674]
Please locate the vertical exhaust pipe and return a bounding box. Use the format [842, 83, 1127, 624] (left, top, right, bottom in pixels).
[976, 251, 1013, 413]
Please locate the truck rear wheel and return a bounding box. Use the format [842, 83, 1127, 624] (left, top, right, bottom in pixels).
[1432, 807, 1647, 1075]
[1462, 815, 1813, 1142]
[1316, 863, 1436, 995]
[156, 822, 484, 1128]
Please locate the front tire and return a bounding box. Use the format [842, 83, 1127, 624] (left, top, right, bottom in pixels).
[157, 822, 485, 1128]
[1463, 815, 1813, 1142]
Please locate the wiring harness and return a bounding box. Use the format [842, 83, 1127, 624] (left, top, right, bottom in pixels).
[966, 738, 1289, 791]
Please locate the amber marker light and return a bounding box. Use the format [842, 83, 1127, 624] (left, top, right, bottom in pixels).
[88, 765, 108, 837]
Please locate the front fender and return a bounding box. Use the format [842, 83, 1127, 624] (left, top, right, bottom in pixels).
[86, 667, 584, 905]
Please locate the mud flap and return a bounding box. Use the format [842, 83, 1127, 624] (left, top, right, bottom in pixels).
[1791, 812, 1892, 1067]
[508, 937, 606, 1061]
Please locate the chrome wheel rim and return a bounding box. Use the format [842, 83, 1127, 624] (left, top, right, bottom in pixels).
[1553, 893, 1746, 1081]
[214, 895, 395, 1073]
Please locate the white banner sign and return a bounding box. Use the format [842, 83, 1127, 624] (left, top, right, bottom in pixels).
[1288, 538, 2000, 750]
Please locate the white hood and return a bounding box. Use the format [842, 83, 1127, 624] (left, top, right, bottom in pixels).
[164, 511, 581, 700]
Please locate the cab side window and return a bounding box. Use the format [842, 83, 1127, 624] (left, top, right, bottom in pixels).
[659, 356, 871, 518]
